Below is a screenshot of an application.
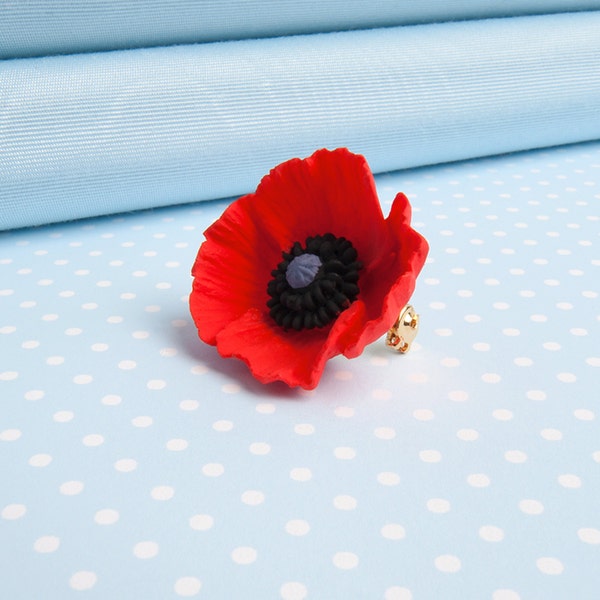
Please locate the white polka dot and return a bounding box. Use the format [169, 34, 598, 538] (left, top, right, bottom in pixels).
[482, 373, 501, 383]
[174, 577, 202, 597]
[132, 330, 150, 340]
[290, 468, 312, 482]
[82, 434, 104, 447]
[222, 383, 240, 394]
[32, 535, 60, 554]
[492, 409, 514, 421]
[280, 582, 307, 600]
[241, 490, 265, 506]
[101, 394, 122, 406]
[151, 485, 174, 500]
[2, 504, 27, 520]
[46, 355, 65, 365]
[408, 371, 428, 383]
[0, 326, 16, 334]
[441, 357, 460, 367]
[22, 340, 40, 349]
[94, 509, 120, 525]
[427, 498, 450, 513]
[132, 416, 153, 428]
[419, 450, 442, 463]
[158, 347, 178, 359]
[467, 473, 490, 488]
[504, 450, 527, 463]
[334, 446, 356, 460]
[333, 495, 357, 510]
[413, 409, 435, 421]
[167, 439, 189, 451]
[384, 587, 413, 600]
[73, 374, 93, 385]
[374, 427, 396, 440]
[332, 551, 359, 570]
[189, 514, 214, 531]
[557, 372, 577, 383]
[285, 519, 310, 536]
[294, 423, 315, 435]
[377, 472, 401, 486]
[574, 408, 595, 421]
[478, 525, 504, 542]
[473, 342, 491, 352]
[434, 554, 461, 573]
[519, 499, 544, 515]
[114, 458, 138, 473]
[249, 442, 271, 456]
[541, 428, 563, 441]
[69, 571, 97, 591]
[180, 399, 200, 411]
[372, 388, 393, 400]
[334, 369, 353, 381]
[147, 379, 166, 390]
[492, 590, 521, 600]
[448, 390, 469, 402]
[231, 546, 257, 565]
[536, 557, 564, 575]
[514, 357, 533, 367]
[542, 342, 561, 351]
[558, 474, 581, 488]
[202, 463, 224, 477]
[29, 453, 52, 467]
[60, 481, 84, 495]
[465, 314, 481, 323]
[577, 528, 600, 544]
[118, 360, 137, 370]
[457, 429, 479, 441]
[213, 420, 233, 432]
[256, 403, 276, 414]
[334, 406, 355, 418]
[381, 523, 406, 540]
[133, 541, 159, 559]
[526, 390, 546, 401]
[24, 390, 44, 401]
[572, 329, 590, 340]
[0, 429, 22, 441]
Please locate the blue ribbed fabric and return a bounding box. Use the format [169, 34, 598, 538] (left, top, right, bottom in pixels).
[2, 0, 600, 58]
[2, 12, 600, 229]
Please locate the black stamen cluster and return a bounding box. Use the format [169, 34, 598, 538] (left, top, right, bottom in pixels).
[267, 233, 362, 331]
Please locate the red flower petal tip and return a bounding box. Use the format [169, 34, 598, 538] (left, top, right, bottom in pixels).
[190, 148, 429, 390]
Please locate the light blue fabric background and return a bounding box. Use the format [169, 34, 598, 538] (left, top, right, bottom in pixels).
[3, 12, 600, 230]
[1, 141, 599, 599]
[2, 0, 600, 58]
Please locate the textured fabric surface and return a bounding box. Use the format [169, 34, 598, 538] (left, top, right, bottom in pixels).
[2, 0, 600, 58]
[2, 12, 600, 230]
[1, 141, 599, 599]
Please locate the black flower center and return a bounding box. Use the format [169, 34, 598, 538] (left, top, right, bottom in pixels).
[267, 233, 362, 331]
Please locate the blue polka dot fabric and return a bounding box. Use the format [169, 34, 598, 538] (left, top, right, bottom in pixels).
[1, 142, 599, 599]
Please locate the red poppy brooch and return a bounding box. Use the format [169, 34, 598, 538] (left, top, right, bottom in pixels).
[190, 148, 429, 389]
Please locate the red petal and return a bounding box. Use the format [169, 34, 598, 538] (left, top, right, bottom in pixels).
[339, 192, 429, 357]
[215, 309, 339, 389]
[251, 148, 388, 265]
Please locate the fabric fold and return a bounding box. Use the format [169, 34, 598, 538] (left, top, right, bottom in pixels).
[2, 0, 600, 59]
[2, 11, 600, 230]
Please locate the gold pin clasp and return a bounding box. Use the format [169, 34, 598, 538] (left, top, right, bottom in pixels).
[386, 304, 419, 353]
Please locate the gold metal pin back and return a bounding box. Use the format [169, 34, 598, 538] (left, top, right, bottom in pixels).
[385, 304, 419, 353]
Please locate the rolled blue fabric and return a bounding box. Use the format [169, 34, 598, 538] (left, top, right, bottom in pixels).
[2, 0, 600, 58]
[2, 12, 600, 230]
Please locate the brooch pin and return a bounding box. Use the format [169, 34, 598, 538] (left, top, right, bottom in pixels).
[190, 148, 429, 389]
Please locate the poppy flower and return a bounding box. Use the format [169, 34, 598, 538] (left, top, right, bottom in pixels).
[190, 148, 428, 390]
